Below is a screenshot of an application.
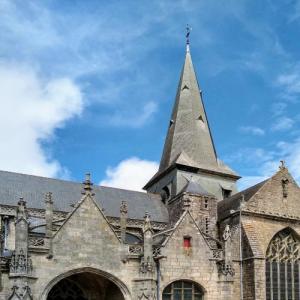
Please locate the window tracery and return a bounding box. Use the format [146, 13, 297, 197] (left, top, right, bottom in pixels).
[266, 229, 300, 300]
[47, 278, 87, 300]
[162, 280, 204, 300]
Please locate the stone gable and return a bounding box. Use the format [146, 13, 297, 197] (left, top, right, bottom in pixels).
[245, 168, 300, 218]
[159, 211, 222, 299]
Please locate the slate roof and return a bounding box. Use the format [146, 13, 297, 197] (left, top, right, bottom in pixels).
[144, 46, 239, 189]
[181, 180, 213, 196]
[0, 170, 168, 223]
[218, 179, 268, 220]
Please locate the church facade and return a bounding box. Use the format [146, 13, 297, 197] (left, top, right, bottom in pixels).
[0, 43, 300, 300]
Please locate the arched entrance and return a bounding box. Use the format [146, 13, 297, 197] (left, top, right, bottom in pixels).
[46, 271, 125, 300]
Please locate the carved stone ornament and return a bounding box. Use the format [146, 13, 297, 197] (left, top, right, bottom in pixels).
[143, 213, 152, 233]
[8, 282, 33, 300]
[217, 261, 235, 276]
[222, 224, 231, 241]
[138, 292, 156, 300]
[266, 230, 300, 262]
[120, 201, 128, 215]
[139, 256, 154, 273]
[281, 177, 289, 198]
[9, 250, 32, 275]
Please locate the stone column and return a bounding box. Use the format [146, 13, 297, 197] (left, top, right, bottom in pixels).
[45, 192, 53, 239]
[135, 213, 156, 300]
[8, 198, 33, 300]
[45, 192, 53, 259]
[15, 198, 28, 257]
[120, 201, 128, 243]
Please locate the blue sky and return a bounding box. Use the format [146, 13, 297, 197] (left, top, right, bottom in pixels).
[1, 0, 300, 191]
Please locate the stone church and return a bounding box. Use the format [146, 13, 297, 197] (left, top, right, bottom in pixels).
[0, 41, 299, 300]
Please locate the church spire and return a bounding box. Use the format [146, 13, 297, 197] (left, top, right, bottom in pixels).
[158, 35, 218, 173]
[144, 33, 239, 199]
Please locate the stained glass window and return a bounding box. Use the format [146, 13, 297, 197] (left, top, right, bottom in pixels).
[162, 280, 204, 300]
[266, 229, 300, 300]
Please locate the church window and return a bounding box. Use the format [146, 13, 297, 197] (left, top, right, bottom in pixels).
[204, 198, 208, 209]
[265, 228, 300, 300]
[183, 236, 191, 249]
[222, 188, 231, 199]
[162, 280, 204, 300]
[161, 186, 170, 204]
[205, 217, 209, 234]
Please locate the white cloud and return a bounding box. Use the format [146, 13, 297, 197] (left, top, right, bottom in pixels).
[0, 63, 83, 177]
[100, 157, 158, 192]
[108, 101, 158, 128]
[271, 116, 294, 131]
[276, 67, 300, 101]
[239, 126, 265, 136]
[277, 73, 300, 94]
[235, 138, 300, 191]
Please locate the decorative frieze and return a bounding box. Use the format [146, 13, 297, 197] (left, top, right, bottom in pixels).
[9, 249, 32, 276]
[128, 245, 143, 255]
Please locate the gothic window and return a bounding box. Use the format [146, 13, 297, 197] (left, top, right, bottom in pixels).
[204, 198, 209, 209]
[222, 188, 231, 199]
[161, 186, 170, 204]
[265, 228, 300, 300]
[205, 217, 209, 234]
[183, 236, 192, 249]
[162, 280, 204, 300]
[47, 278, 87, 300]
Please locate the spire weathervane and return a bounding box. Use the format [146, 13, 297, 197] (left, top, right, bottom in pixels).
[186, 24, 191, 52]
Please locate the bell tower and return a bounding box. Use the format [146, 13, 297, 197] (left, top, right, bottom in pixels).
[144, 28, 240, 201]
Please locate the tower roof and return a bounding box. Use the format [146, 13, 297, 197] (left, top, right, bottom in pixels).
[159, 46, 218, 172]
[144, 43, 239, 191]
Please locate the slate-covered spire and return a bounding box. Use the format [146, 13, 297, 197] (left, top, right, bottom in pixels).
[144, 34, 239, 199]
[159, 43, 218, 172]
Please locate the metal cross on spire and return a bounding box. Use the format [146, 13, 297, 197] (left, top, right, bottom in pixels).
[186, 24, 191, 45]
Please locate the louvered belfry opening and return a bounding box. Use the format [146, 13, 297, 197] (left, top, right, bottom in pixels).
[265, 228, 300, 300]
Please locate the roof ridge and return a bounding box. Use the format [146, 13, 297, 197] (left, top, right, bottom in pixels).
[0, 169, 159, 196]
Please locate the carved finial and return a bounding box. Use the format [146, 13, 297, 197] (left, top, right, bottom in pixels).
[279, 160, 286, 170]
[143, 212, 152, 233]
[223, 224, 231, 241]
[120, 201, 128, 215]
[18, 197, 26, 218]
[18, 197, 26, 208]
[45, 192, 53, 204]
[82, 173, 94, 195]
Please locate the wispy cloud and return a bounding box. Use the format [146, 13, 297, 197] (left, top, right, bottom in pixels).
[271, 116, 294, 131]
[233, 137, 300, 190]
[276, 65, 300, 101]
[239, 126, 265, 136]
[271, 102, 287, 117]
[107, 101, 158, 128]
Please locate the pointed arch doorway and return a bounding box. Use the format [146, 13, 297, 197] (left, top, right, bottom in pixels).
[46, 270, 126, 300]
